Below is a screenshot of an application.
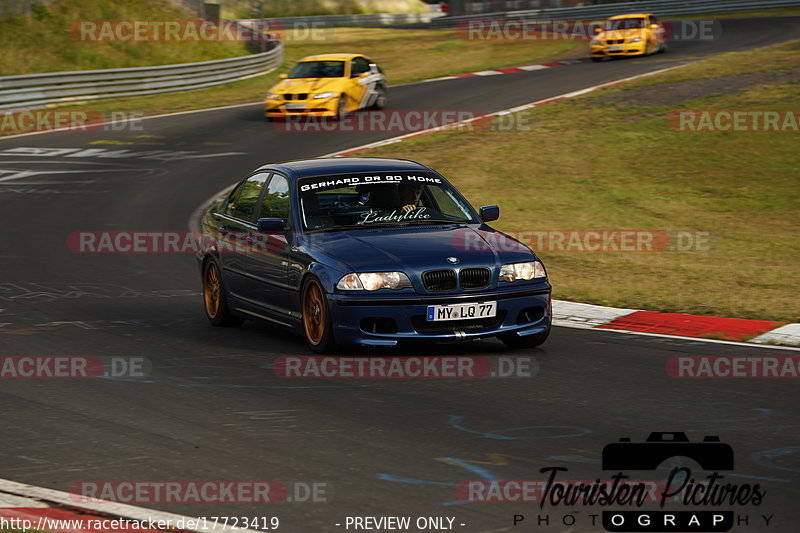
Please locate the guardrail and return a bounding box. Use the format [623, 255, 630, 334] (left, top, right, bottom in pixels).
[434, 0, 800, 24]
[0, 41, 283, 111]
[267, 11, 443, 27]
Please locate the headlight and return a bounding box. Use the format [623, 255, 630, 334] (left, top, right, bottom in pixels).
[629, 37, 642, 43]
[591, 40, 602, 46]
[337, 272, 413, 291]
[499, 261, 546, 282]
[265, 92, 279, 99]
[313, 91, 335, 99]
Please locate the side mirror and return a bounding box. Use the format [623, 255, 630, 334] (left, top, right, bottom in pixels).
[650, 24, 659, 29]
[479, 205, 499, 223]
[279, 73, 287, 80]
[593, 26, 602, 35]
[257, 218, 285, 232]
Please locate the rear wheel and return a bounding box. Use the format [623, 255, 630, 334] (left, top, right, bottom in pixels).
[591, 56, 603, 62]
[203, 258, 244, 327]
[302, 278, 335, 353]
[498, 327, 550, 349]
[371, 85, 387, 110]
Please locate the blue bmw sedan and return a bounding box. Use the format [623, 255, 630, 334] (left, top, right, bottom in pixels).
[198, 158, 551, 352]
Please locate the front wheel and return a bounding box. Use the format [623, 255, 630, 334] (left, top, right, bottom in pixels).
[498, 327, 550, 349]
[334, 95, 347, 120]
[202, 258, 244, 327]
[301, 278, 335, 353]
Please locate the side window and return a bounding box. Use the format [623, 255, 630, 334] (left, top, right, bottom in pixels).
[260, 174, 290, 221]
[232, 173, 270, 222]
[351, 57, 370, 78]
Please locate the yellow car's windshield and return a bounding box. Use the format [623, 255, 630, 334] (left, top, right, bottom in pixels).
[289, 61, 345, 79]
[606, 18, 646, 30]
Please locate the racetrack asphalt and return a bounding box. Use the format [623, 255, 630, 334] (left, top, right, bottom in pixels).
[0, 16, 798, 533]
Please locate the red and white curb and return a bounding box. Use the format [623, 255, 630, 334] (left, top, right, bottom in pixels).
[0, 478, 255, 533]
[419, 59, 588, 83]
[552, 300, 799, 347]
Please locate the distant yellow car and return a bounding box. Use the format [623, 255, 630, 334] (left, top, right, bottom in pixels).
[264, 53, 387, 119]
[590, 13, 667, 61]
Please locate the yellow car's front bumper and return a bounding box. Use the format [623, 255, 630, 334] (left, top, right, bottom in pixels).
[264, 96, 339, 118]
[591, 43, 647, 58]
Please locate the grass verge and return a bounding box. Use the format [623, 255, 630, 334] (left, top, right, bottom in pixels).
[346, 40, 800, 323]
[0, 0, 250, 75]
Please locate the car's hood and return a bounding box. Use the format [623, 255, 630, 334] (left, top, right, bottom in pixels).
[304, 225, 536, 273]
[597, 28, 646, 41]
[270, 78, 342, 94]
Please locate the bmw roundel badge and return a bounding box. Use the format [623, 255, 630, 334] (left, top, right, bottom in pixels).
[446, 257, 460, 264]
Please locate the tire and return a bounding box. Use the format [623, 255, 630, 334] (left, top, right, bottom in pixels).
[334, 95, 347, 120]
[591, 57, 602, 63]
[498, 327, 550, 349]
[202, 258, 244, 327]
[659, 40, 667, 54]
[301, 277, 336, 353]
[371, 85, 387, 110]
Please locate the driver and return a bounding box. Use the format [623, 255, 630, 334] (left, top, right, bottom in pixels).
[398, 182, 423, 213]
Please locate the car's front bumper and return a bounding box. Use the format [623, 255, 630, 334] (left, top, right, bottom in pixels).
[264, 97, 338, 118]
[591, 43, 646, 58]
[327, 284, 552, 346]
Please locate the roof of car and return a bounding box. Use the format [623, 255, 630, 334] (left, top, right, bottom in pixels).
[299, 53, 364, 61]
[608, 13, 653, 19]
[257, 158, 432, 179]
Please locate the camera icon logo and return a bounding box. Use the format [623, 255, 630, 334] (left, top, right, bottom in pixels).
[602, 432, 734, 471]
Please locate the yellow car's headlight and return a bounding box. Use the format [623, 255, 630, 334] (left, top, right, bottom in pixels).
[266, 92, 280, 100]
[313, 91, 335, 99]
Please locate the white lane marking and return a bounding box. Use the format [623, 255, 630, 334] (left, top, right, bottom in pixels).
[751, 323, 800, 346]
[554, 323, 800, 351]
[320, 64, 688, 158]
[0, 478, 259, 533]
[518, 65, 549, 71]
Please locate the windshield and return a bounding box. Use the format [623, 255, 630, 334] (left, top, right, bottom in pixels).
[298, 173, 478, 232]
[288, 61, 345, 79]
[606, 18, 646, 30]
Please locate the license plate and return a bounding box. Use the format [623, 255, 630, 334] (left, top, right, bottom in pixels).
[607, 45, 623, 50]
[426, 301, 497, 322]
[284, 103, 306, 111]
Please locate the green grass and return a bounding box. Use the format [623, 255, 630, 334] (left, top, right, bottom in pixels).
[348, 40, 800, 322]
[0, 27, 581, 133]
[0, 0, 250, 75]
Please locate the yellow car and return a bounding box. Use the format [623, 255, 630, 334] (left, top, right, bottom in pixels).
[590, 13, 667, 61]
[264, 53, 387, 119]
